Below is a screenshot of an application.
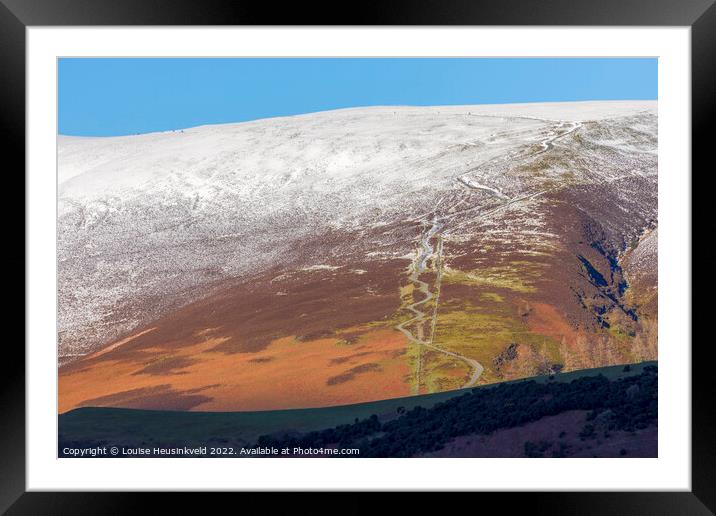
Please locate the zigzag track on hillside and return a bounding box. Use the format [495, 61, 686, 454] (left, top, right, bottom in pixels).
[396, 118, 583, 393]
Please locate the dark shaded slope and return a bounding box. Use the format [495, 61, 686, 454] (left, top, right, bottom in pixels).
[59, 361, 656, 458]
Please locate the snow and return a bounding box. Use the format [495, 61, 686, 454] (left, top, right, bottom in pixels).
[57, 101, 657, 358]
[301, 264, 343, 271]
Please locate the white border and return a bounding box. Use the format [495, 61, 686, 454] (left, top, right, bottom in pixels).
[27, 27, 691, 491]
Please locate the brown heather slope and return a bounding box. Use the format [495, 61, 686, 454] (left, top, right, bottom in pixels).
[59, 258, 414, 413]
[424, 411, 657, 458]
[59, 186, 657, 413]
[426, 179, 657, 387]
[58, 108, 658, 414]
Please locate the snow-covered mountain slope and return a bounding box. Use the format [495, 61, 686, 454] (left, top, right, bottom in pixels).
[57, 101, 657, 366]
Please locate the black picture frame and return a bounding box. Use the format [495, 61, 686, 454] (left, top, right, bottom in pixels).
[3, 0, 712, 512]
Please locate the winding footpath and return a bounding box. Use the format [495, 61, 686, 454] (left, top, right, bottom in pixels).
[395, 118, 581, 393]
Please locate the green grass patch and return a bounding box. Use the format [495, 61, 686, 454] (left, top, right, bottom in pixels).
[442, 265, 537, 293]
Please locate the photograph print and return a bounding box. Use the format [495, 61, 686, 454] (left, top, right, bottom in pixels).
[57, 58, 658, 458]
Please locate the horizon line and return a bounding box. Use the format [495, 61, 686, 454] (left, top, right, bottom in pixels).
[57, 98, 658, 138]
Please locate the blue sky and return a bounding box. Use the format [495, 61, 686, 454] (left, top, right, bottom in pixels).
[58, 58, 657, 136]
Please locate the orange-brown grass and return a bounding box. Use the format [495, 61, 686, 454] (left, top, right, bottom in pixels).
[58, 327, 411, 414]
[88, 327, 157, 359]
[524, 302, 580, 347]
